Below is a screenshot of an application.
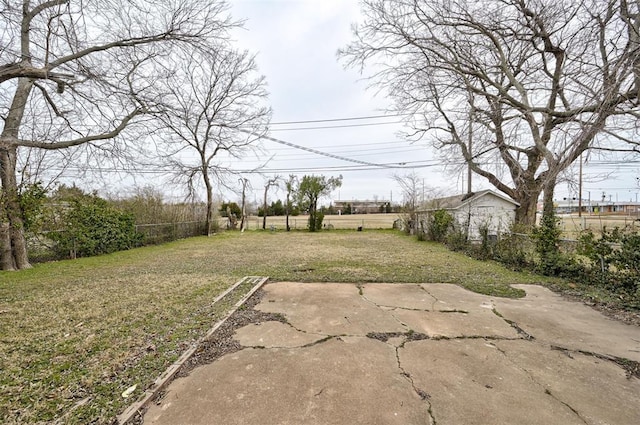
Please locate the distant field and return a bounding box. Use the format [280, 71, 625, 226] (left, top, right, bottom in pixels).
[558, 214, 640, 239]
[227, 213, 640, 237]
[227, 213, 400, 231]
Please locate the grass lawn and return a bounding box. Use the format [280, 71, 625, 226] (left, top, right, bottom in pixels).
[0, 229, 555, 424]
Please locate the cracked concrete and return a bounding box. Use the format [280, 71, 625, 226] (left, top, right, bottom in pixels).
[143, 282, 640, 424]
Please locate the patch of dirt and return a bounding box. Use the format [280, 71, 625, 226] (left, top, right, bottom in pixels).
[366, 331, 430, 343]
[127, 289, 287, 424]
[176, 289, 288, 377]
[589, 303, 640, 327]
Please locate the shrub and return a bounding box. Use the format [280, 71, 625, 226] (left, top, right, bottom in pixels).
[475, 223, 492, 260]
[445, 227, 469, 252]
[309, 210, 325, 231]
[18, 182, 48, 232]
[428, 209, 454, 242]
[577, 227, 620, 273]
[50, 195, 142, 258]
[531, 210, 564, 276]
[492, 233, 531, 270]
[220, 202, 242, 218]
[610, 233, 640, 294]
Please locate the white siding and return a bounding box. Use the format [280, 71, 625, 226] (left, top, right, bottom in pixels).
[417, 191, 517, 240]
[456, 194, 516, 239]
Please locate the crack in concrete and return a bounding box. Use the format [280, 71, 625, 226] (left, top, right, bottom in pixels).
[386, 306, 432, 312]
[251, 315, 331, 340]
[427, 404, 437, 425]
[419, 285, 441, 312]
[431, 335, 521, 342]
[492, 308, 535, 340]
[550, 345, 640, 380]
[300, 335, 334, 348]
[363, 328, 436, 424]
[490, 342, 590, 425]
[366, 331, 430, 344]
[356, 284, 412, 330]
[393, 344, 436, 425]
[545, 388, 590, 425]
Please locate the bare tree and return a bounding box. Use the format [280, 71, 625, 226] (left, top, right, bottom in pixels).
[392, 171, 438, 233]
[239, 177, 250, 231]
[154, 48, 271, 236]
[0, 0, 235, 270]
[341, 0, 640, 226]
[262, 176, 280, 230]
[285, 174, 297, 231]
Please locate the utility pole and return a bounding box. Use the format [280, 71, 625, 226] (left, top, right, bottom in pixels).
[239, 178, 250, 231]
[467, 130, 473, 193]
[467, 131, 473, 194]
[578, 154, 583, 217]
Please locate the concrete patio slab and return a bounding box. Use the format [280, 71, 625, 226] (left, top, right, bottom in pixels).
[419, 283, 498, 312]
[233, 321, 325, 348]
[494, 284, 640, 362]
[361, 283, 437, 310]
[144, 337, 431, 425]
[142, 282, 640, 425]
[392, 309, 519, 339]
[256, 282, 406, 335]
[400, 338, 586, 425]
[495, 339, 640, 425]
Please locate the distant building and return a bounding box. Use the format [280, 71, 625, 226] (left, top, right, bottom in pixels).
[418, 190, 519, 240]
[553, 199, 640, 215]
[333, 199, 391, 214]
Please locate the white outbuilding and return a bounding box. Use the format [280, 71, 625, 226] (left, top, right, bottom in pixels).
[418, 190, 519, 240]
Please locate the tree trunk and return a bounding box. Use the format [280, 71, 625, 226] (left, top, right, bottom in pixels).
[512, 185, 542, 228]
[0, 223, 15, 271]
[285, 192, 290, 232]
[0, 147, 31, 270]
[308, 198, 317, 232]
[203, 170, 214, 236]
[262, 186, 268, 230]
[240, 180, 247, 232]
[0, 77, 34, 270]
[542, 176, 557, 221]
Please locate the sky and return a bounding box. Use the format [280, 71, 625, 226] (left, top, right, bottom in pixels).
[51, 0, 639, 207]
[223, 0, 640, 207]
[223, 0, 461, 206]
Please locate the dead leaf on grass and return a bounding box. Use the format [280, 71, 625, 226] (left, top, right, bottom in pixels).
[121, 384, 137, 398]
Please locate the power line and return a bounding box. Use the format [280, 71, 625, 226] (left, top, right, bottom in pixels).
[264, 139, 420, 152]
[269, 113, 407, 125]
[232, 162, 443, 174]
[237, 128, 411, 169]
[268, 121, 404, 132]
[265, 147, 425, 161]
[41, 159, 442, 175]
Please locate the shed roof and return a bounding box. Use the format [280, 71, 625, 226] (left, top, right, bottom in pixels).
[421, 189, 519, 211]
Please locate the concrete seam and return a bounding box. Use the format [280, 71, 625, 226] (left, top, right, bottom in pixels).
[115, 276, 269, 425]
